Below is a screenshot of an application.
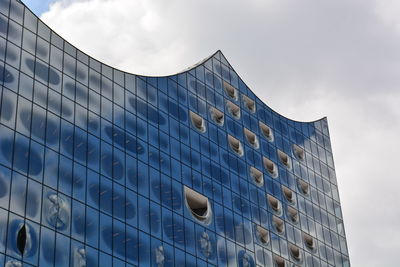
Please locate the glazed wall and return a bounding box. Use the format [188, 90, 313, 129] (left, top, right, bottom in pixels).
[0, 0, 349, 266]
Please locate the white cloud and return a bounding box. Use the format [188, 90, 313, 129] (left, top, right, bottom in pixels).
[40, 0, 400, 265]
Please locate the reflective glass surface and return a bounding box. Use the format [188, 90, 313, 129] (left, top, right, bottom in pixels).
[0, 0, 349, 266]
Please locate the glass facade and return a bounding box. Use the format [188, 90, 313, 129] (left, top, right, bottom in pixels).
[0, 0, 350, 266]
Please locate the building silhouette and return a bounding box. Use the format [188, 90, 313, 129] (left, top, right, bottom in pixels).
[0, 0, 349, 266]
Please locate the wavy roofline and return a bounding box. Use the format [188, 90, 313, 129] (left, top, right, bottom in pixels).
[25, 1, 326, 124]
[220, 50, 327, 124]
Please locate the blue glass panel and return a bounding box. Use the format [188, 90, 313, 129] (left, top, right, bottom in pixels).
[85, 206, 99, 248]
[26, 179, 41, 222]
[1, 88, 17, 127]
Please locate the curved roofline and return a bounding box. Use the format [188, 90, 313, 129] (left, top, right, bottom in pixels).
[25, 2, 326, 124]
[222, 51, 327, 124]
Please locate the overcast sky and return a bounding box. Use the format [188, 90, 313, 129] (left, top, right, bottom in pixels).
[23, 0, 400, 266]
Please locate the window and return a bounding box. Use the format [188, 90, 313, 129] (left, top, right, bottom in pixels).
[293, 144, 305, 160]
[228, 135, 244, 156]
[288, 243, 302, 262]
[263, 157, 278, 178]
[287, 206, 299, 223]
[303, 233, 316, 251]
[209, 107, 224, 126]
[226, 100, 240, 119]
[267, 194, 282, 215]
[298, 179, 310, 195]
[244, 128, 259, 149]
[281, 185, 295, 203]
[242, 95, 255, 113]
[17, 224, 27, 255]
[255, 225, 269, 244]
[273, 254, 285, 267]
[259, 122, 273, 141]
[184, 186, 212, 224]
[223, 81, 238, 100]
[249, 166, 263, 187]
[277, 149, 291, 169]
[272, 215, 285, 234]
[189, 111, 206, 133]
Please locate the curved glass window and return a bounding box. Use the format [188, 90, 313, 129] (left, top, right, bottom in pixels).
[184, 186, 212, 224]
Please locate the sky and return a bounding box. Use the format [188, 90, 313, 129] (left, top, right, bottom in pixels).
[21, 0, 56, 16]
[23, 0, 400, 266]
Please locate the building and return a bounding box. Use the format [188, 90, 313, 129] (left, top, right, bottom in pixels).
[0, 0, 350, 266]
